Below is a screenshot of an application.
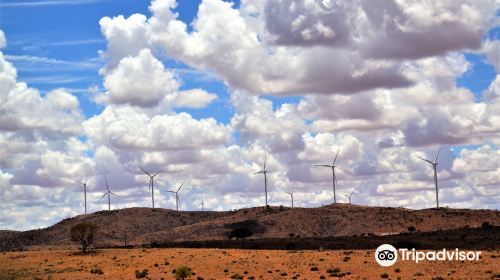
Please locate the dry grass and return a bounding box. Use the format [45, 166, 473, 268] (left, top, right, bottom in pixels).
[1, 248, 499, 279]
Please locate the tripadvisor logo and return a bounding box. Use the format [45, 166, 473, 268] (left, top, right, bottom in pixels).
[375, 244, 398, 266]
[375, 244, 482, 267]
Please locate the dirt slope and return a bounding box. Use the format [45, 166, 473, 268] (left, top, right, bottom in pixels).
[1, 204, 499, 250]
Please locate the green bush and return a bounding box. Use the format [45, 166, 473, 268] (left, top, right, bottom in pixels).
[135, 269, 148, 278]
[175, 266, 192, 280]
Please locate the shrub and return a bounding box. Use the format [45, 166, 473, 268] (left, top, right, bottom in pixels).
[230, 273, 243, 279]
[228, 228, 253, 239]
[327, 268, 341, 275]
[481, 221, 492, 229]
[381, 272, 389, 278]
[175, 266, 192, 280]
[135, 269, 148, 279]
[90, 267, 103, 275]
[408, 226, 416, 233]
[311, 266, 319, 271]
[70, 222, 97, 254]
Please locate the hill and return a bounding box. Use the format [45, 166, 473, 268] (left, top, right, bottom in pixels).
[1, 204, 499, 251]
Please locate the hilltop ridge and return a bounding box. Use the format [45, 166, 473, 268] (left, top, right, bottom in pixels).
[1, 204, 499, 251]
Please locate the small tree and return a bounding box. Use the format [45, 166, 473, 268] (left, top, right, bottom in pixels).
[175, 266, 192, 280]
[70, 222, 97, 254]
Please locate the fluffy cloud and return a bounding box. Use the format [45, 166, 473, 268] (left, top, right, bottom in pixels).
[483, 40, 500, 72]
[102, 49, 179, 107]
[84, 106, 230, 151]
[0, 53, 82, 134]
[174, 88, 217, 109]
[138, 0, 497, 95]
[99, 14, 150, 72]
[0, 30, 6, 49]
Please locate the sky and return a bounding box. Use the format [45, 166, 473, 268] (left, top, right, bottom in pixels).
[0, 0, 499, 231]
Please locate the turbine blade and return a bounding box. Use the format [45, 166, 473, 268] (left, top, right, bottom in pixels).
[177, 182, 185, 192]
[104, 176, 109, 191]
[434, 148, 441, 163]
[417, 156, 434, 164]
[164, 190, 176, 193]
[110, 192, 119, 196]
[140, 167, 151, 176]
[253, 171, 264, 174]
[263, 152, 267, 170]
[152, 172, 160, 178]
[99, 192, 107, 201]
[333, 147, 340, 165]
[315, 164, 332, 167]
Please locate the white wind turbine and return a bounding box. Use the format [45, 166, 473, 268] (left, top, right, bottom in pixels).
[286, 186, 294, 208]
[99, 177, 118, 211]
[199, 189, 206, 211]
[140, 167, 159, 209]
[74, 180, 88, 214]
[164, 182, 184, 211]
[253, 153, 270, 207]
[417, 148, 441, 208]
[315, 147, 340, 204]
[344, 191, 354, 204]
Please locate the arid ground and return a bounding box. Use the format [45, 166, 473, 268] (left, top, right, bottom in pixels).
[1, 248, 499, 280]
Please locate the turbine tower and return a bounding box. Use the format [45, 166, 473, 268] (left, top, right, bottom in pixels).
[165, 182, 184, 211]
[140, 167, 159, 209]
[99, 177, 118, 211]
[286, 187, 294, 208]
[80, 181, 88, 214]
[315, 147, 340, 204]
[344, 191, 354, 204]
[253, 153, 270, 207]
[417, 148, 441, 208]
[74, 179, 88, 214]
[200, 189, 205, 211]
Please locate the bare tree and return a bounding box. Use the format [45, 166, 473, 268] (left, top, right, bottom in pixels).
[70, 222, 97, 254]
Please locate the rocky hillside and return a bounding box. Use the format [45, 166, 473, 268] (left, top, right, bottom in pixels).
[1, 204, 499, 250]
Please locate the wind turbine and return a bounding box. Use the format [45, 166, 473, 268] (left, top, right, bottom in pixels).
[164, 182, 184, 211]
[99, 177, 118, 211]
[417, 148, 441, 208]
[79, 181, 88, 214]
[344, 191, 354, 204]
[199, 190, 205, 211]
[286, 187, 294, 208]
[253, 153, 270, 207]
[140, 167, 159, 209]
[198, 188, 207, 211]
[315, 147, 340, 204]
[74, 179, 88, 214]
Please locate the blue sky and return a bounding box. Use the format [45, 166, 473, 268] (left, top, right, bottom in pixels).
[0, 0, 499, 230]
